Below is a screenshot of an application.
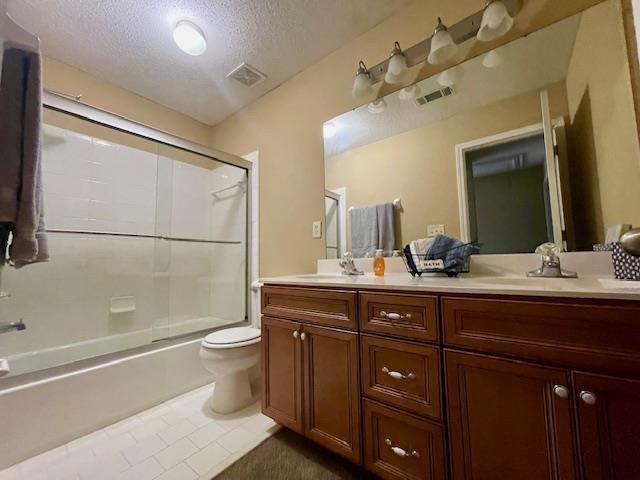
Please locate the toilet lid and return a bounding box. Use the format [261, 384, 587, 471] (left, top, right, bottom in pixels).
[203, 326, 261, 346]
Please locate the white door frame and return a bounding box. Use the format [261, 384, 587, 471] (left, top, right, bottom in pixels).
[455, 120, 564, 244]
[325, 187, 346, 258]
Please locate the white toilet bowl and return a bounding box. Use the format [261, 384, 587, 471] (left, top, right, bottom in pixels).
[199, 326, 261, 414]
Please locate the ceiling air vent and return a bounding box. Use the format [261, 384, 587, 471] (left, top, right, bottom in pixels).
[414, 86, 455, 107]
[226, 62, 267, 88]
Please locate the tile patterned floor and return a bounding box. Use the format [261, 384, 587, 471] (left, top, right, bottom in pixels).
[0, 383, 279, 480]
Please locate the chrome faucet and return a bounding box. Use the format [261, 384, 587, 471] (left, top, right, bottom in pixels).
[339, 252, 364, 276]
[527, 243, 577, 278]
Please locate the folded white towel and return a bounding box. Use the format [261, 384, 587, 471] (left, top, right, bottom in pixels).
[409, 237, 435, 272]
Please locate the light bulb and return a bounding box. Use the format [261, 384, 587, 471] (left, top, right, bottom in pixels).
[482, 49, 503, 68]
[173, 21, 207, 56]
[438, 66, 463, 87]
[352, 61, 373, 99]
[428, 18, 458, 65]
[398, 85, 421, 101]
[385, 53, 408, 84]
[477, 1, 514, 42]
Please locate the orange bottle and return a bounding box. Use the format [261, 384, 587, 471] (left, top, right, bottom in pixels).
[373, 249, 386, 276]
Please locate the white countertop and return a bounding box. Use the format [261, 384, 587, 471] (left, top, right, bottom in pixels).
[260, 272, 640, 300]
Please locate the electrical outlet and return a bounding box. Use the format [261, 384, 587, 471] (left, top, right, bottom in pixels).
[312, 221, 322, 239]
[427, 224, 445, 237]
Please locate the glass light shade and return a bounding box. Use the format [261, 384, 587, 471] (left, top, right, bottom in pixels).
[437, 66, 463, 87]
[385, 52, 408, 85]
[367, 99, 387, 114]
[352, 71, 373, 98]
[323, 122, 337, 139]
[482, 49, 503, 68]
[428, 29, 458, 65]
[477, 1, 514, 42]
[398, 85, 421, 101]
[173, 21, 207, 56]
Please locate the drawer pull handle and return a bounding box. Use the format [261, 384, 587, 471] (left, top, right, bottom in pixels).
[385, 438, 419, 458]
[380, 311, 412, 321]
[293, 331, 299, 340]
[553, 385, 569, 398]
[580, 390, 597, 405]
[300, 332, 307, 341]
[382, 366, 416, 380]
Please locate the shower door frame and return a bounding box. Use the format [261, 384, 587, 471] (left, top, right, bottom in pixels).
[42, 90, 255, 339]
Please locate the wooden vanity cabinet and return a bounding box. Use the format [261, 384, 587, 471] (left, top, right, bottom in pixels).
[262, 285, 640, 480]
[261, 313, 361, 463]
[445, 350, 577, 480]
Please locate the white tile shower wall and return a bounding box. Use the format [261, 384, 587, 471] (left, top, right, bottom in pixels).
[42, 124, 157, 235]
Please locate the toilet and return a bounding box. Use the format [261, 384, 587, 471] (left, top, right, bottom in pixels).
[199, 326, 261, 414]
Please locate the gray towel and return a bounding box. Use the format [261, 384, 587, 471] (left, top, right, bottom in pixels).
[0, 46, 48, 267]
[350, 206, 378, 258]
[376, 203, 395, 256]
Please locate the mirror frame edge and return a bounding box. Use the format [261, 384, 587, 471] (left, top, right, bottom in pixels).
[621, 0, 640, 145]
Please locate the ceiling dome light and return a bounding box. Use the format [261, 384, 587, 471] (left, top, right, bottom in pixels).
[323, 122, 337, 139]
[477, 0, 514, 42]
[367, 99, 387, 114]
[428, 18, 458, 65]
[482, 49, 503, 68]
[352, 61, 373, 99]
[398, 85, 421, 101]
[173, 21, 207, 56]
[385, 42, 408, 85]
[437, 66, 463, 87]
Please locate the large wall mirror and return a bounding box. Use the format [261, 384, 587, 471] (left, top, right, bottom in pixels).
[323, 0, 640, 258]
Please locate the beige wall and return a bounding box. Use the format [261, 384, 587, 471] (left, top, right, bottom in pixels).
[209, 0, 605, 276]
[43, 57, 211, 146]
[565, 0, 640, 248]
[325, 83, 569, 248]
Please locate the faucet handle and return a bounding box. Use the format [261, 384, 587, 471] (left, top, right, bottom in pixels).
[535, 242, 562, 261]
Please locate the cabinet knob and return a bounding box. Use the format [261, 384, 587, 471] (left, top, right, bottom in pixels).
[579, 390, 597, 405]
[385, 438, 419, 458]
[300, 332, 307, 341]
[382, 366, 416, 380]
[292, 331, 299, 340]
[380, 311, 412, 321]
[553, 385, 569, 398]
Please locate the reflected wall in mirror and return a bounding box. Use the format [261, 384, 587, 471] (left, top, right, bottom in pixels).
[324, 0, 640, 257]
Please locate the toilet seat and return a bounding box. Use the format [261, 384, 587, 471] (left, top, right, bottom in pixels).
[201, 326, 261, 350]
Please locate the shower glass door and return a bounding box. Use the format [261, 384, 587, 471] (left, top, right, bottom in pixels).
[0, 108, 248, 376]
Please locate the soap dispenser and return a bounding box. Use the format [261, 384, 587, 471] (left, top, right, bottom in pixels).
[373, 249, 385, 276]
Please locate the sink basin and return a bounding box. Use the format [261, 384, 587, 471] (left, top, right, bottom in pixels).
[293, 273, 375, 280]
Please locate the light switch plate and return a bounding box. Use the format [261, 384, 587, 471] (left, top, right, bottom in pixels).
[427, 224, 445, 237]
[312, 221, 322, 239]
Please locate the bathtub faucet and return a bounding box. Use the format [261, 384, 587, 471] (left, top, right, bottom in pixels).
[0, 319, 26, 334]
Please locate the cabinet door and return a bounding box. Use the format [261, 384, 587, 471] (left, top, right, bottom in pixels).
[303, 324, 361, 463]
[445, 350, 577, 480]
[261, 317, 303, 433]
[574, 372, 640, 480]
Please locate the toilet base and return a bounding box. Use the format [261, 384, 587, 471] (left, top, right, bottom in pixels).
[210, 369, 254, 414]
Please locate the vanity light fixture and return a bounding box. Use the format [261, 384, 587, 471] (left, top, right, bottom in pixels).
[428, 18, 458, 65]
[385, 42, 408, 84]
[482, 49, 503, 68]
[437, 66, 463, 87]
[173, 20, 207, 56]
[323, 122, 337, 139]
[367, 99, 387, 114]
[352, 61, 373, 99]
[398, 84, 421, 101]
[477, 0, 515, 42]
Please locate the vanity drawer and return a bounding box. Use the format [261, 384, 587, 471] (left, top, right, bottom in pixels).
[262, 286, 357, 330]
[442, 296, 640, 376]
[361, 335, 441, 420]
[360, 292, 438, 343]
[363, 399, 446, 480]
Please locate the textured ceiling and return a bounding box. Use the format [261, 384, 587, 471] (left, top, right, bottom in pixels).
[325, 13, 581, 158]
[10, 0, 412, 125]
